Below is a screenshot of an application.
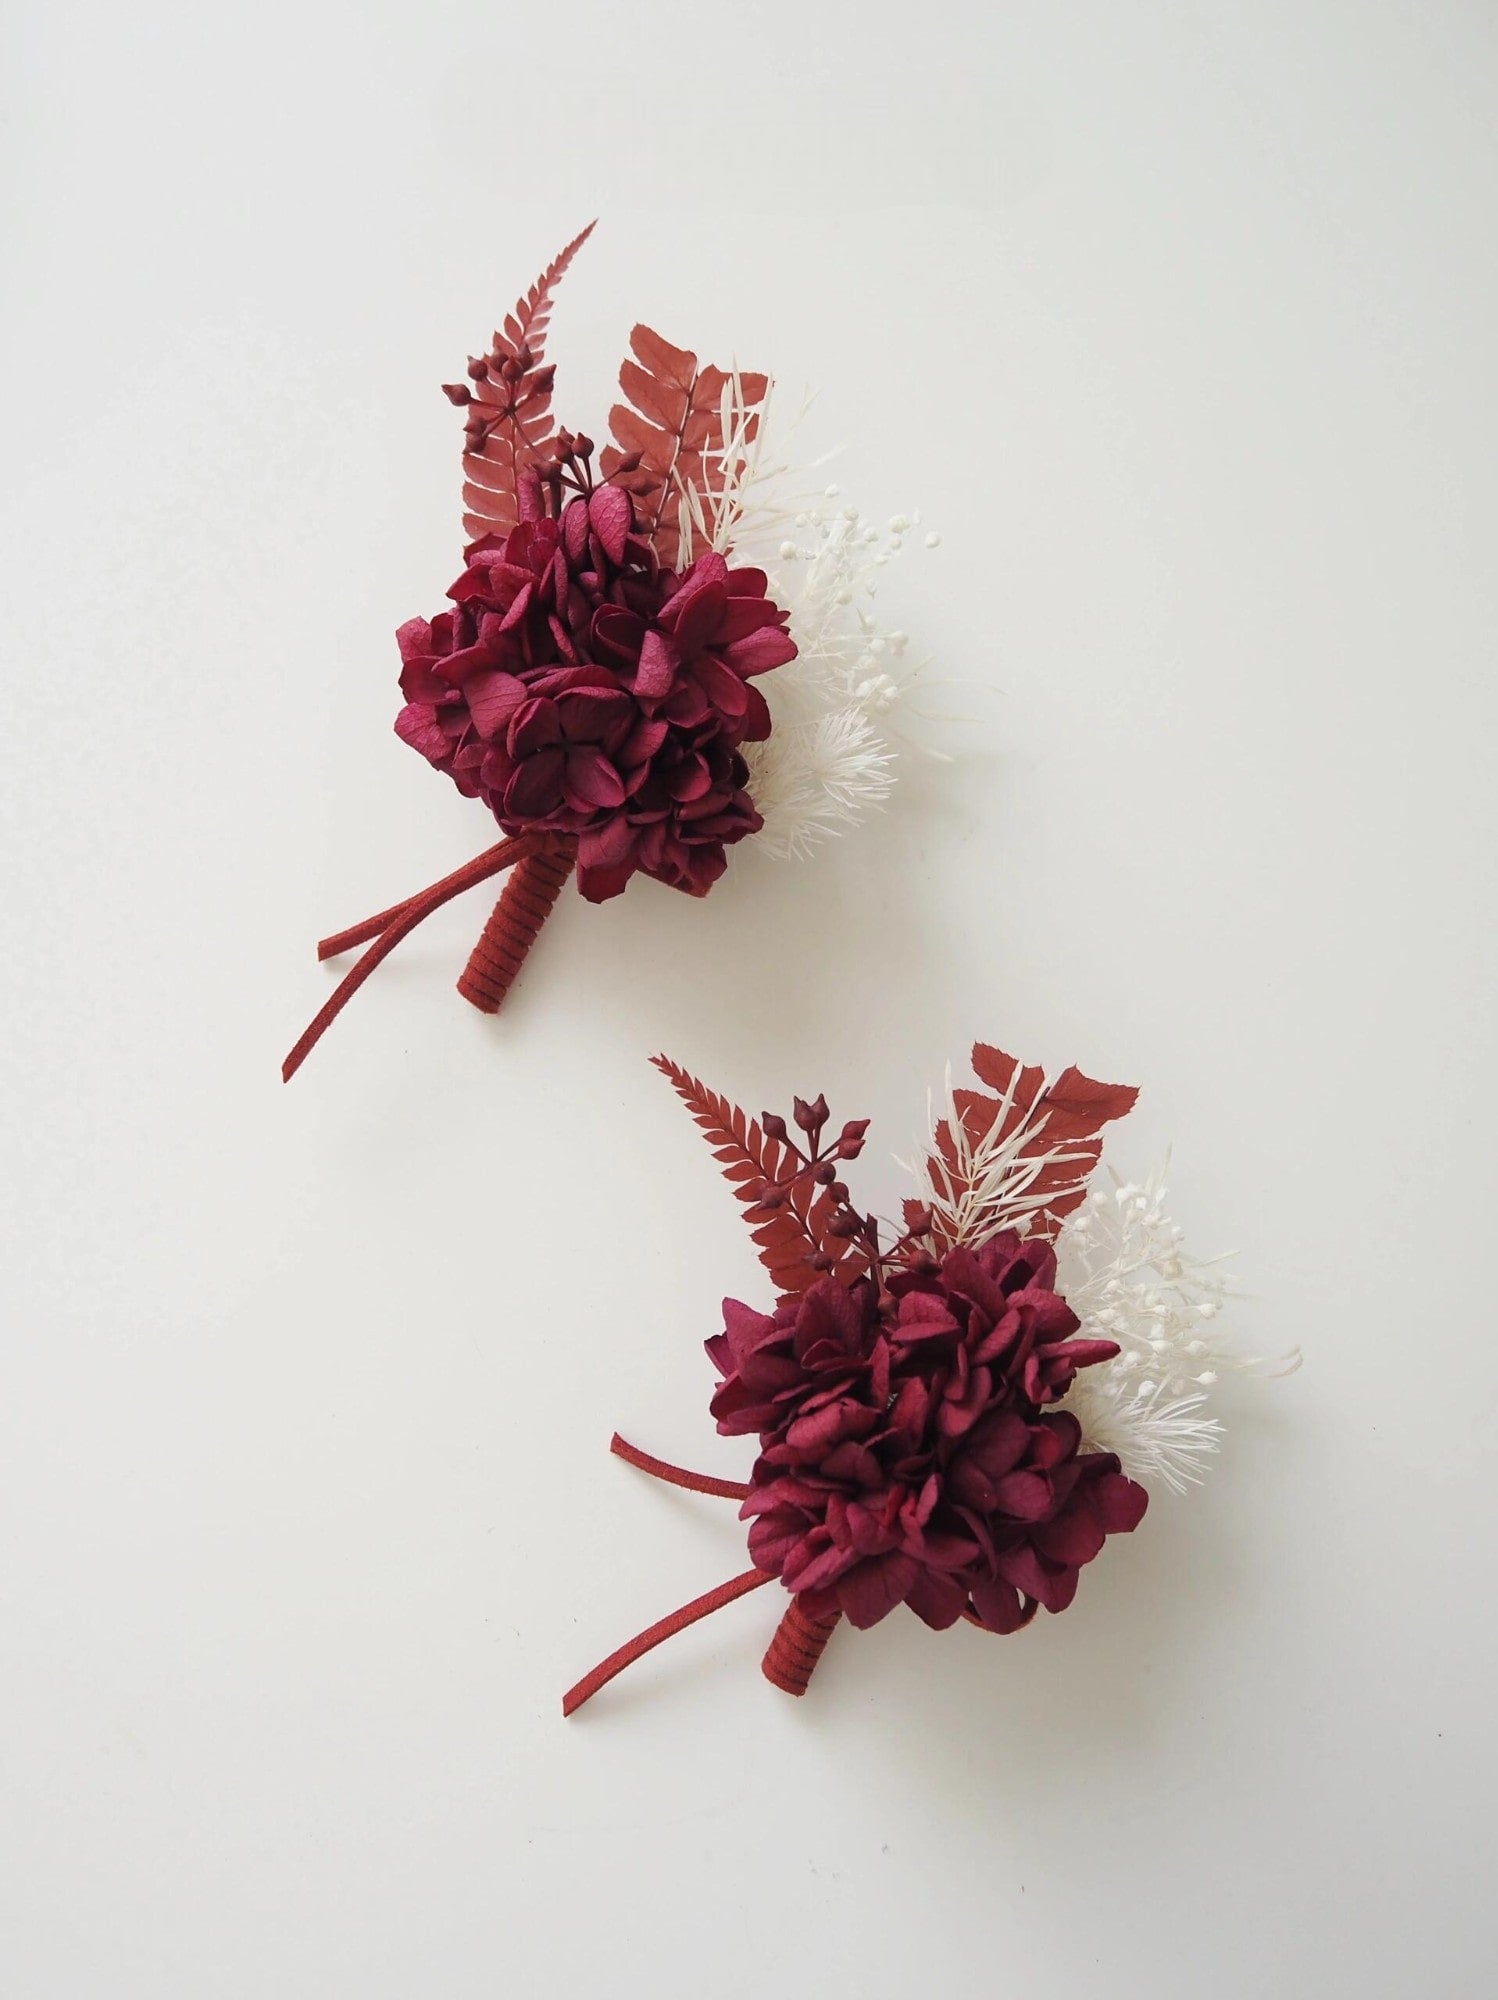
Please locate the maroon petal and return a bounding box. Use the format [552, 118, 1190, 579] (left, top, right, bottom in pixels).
[620, 717, 669, 765]
[464, 670, 527, 741]
[1094, 1471, 1149, 1532]
[689, 651, 750, 721]
[1031, 1411, 1083, 1468]
[395, 615, 434, 662]
[905, 1570, 970, 1631]
[739, 681, 773, 743]
[668, 754, 713, 803]
[720, 1297, 780, 1366]
[837, 1551, 919, 1629]
[635, 628, 680, 701]
[895, 1292, 960, 1343]
[503, 747, 566, 818]
[991, 1470, 1054, 1522]
[588, 483, 632, 564]
[968, 1578, 1034, 1635]
[994, 1543, 1059, 1606]
[575, 858, 634, 902]
[590, 603, 647, 670]
[782, 1399, 866, 1457]
[715, 596, 782, 642]
[507, 697, 562, 757]
[393, 704, 451, 765]
[668, 579, 729, 654]
[559, 497, 587, 567]
[575, 819, 638, 902]
[563, 747, 626, 813]
[399, 660, 449, 704]
[555, 687, 633, 745]
[724, 626, 797, 677]
[747, 1511, 811, 1576]
[963, 1410, 1031, 1479]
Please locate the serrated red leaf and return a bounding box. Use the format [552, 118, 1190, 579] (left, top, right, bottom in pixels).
[925, 1042, 1139, 1248]
[458, 221, 595, 542]
[652, 1055, 866, 1301]
[618, 357, 691, 432]
[629, 325, 698, 385]
[600, 328, 768, 567]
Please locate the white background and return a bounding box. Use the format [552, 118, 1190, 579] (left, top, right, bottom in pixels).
[4, 3, 1495, 1994]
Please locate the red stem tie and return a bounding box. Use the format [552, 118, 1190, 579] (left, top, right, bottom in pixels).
[282, 830, 587, 1074]
[563, 1435, 840, 1715]
[562, 1567, 770, 1718]
[607, 1431, 750, 1501]
[457, 835, 577, 1013]
[762, 1598, 842, 1696]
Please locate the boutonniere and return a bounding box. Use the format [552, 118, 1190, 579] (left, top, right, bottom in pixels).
[565, 1042, 1297, 1713]
[286, 223, 940, 1079]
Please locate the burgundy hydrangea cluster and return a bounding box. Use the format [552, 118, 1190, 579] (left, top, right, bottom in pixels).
[393, 474, 796, 902]
[709, 1232, 1149, 1635]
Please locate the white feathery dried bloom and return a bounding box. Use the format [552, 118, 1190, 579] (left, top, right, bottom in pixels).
[1055, 1163, 1300, 1493]
[742, 706, 897, 860]
[673, 378, 951, 860]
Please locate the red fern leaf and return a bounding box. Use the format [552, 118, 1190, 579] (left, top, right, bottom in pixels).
[651, 1056, 863, 1300]
[458, 221, 596, 541]
[600, 327, 767, 567]
[917, 1042, 1139, 1248]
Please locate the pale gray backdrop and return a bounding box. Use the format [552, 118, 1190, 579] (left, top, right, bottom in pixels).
[3, 3, 1494, 1994]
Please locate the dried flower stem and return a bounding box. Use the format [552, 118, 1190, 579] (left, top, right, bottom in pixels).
[562, 1567, 770, 1718]
[457, 837, 577, 1013]
[282, 835, 537, 1081]
[762, 1598, 841, 1696]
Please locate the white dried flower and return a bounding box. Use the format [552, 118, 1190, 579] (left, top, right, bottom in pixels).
[672, 377, 951, 860]
[1055, 1162, 1300, 1493]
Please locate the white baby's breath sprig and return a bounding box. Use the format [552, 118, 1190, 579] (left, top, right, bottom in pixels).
[679, 382, 951, 860]
[1055, 1162, 1300, 1493]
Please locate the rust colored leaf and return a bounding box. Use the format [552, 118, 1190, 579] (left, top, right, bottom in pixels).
[601, 327, 767, 567]
[923, 1042, 1139, 1248]
[652, 1056, 865, 1300]
[459, 221, 595, 541]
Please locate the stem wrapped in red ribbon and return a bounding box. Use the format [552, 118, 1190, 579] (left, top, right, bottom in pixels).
[762, 1599, 842, 1697]
[456, 837, 577, 1014]
[282, 835, 542, 1083]
[562, 1434, 827, 1719]
[284, 226, 804, 1081]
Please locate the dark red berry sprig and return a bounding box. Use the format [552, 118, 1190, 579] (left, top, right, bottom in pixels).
[748, 1095, 936, 1296]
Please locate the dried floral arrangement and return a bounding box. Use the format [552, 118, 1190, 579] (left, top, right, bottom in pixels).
[563, 1042, 1298, 1714]
[285, 223, 939, 1080]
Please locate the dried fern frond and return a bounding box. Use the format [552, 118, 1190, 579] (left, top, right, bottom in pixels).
[651, 1056, 864, 1299]
[601, 329, 767, 567]
[458, 221, 596, 541]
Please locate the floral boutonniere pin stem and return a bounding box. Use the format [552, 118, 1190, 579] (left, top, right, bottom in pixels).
[563, 1043, 1298, 1715]
[285, 223, 941, 1080]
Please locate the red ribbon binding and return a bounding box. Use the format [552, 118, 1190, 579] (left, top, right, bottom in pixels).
[282, 833, 575, 1081]
[561, 1434, 843, 1717]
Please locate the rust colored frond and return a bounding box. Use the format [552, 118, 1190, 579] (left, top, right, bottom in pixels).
[457, 221, 596, 541]
[916, 1042, 1139, 1248]
[601, 326, 767, 566]
[652, 1056, 862, 1299]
